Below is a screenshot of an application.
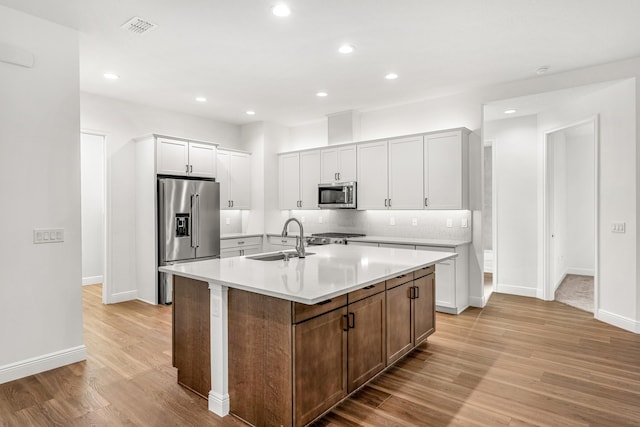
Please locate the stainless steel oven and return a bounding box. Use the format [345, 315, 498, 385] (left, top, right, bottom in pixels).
[318, 181, 356, 209]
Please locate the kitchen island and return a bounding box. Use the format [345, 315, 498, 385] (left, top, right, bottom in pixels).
[160, 244, 456, 426]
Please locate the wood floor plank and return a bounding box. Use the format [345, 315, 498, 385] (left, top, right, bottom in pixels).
[1, 286, 639, 426]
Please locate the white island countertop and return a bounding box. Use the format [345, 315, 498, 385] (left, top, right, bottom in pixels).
[160, 244, 456, 304]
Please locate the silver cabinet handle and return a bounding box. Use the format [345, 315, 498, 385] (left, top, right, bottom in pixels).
[231, 200, 234, 208]
[238, 241, 245, 245]
[334, 172, 338, 181]
[388, 198, 391, 207]
[190, 165, 193, 173]
[195, 194, 200, 247]
[384, 199, 388, 207]
[337, 172, 341, 181]
[425, 197, 428, 207]
[186, 164, 189, 173]
[190, 194, 196, 248]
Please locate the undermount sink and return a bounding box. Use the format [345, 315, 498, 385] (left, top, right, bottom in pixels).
[246, 251, 315, 261]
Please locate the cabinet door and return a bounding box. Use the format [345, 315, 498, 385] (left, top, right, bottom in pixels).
[293, 308, 347, 427]
[300, 150, 321, 209]
[337, 145, 357, 182]
[157, 138, 189, 176]
[357, 141, 388, 210]
[385, 281, 413, 365]
[229, 152, 251, 209]
[220, 248, 242, 258]
[188, 142, 216, 178]
[320, 148, 339, 183]
[279, 153, 301, 209]
[434, 260, 455, 309]
[347, 292, 386, 392]
[216, 151, 231, 209]
[388, 136, 424, 209]
[424, 131, 462, 209]
[413, 274, 435, 345]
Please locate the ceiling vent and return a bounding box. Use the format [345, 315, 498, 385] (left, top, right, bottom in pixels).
[121, 17, 158, 35]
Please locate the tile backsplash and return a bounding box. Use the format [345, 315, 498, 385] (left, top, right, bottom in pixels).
[286, 209, 472, 241]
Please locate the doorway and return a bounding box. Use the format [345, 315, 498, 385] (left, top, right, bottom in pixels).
[483, 140, 495, 302]
[80, 132, 107, 303]
[544, 118, 598, 313]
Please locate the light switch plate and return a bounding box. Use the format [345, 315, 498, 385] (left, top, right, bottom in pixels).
[611, 222, 626, 233]
[34, 228, 64, 244]
[461, 218, 468, 228]
[389, 217, 396, 226]
[446, 219, 453, 228]
[318, 216, 323, 223]
[412, 218, 418, 226]
[225, 217, 230, 225]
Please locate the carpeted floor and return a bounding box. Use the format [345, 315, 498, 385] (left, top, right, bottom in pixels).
[555, 274, 594, 313]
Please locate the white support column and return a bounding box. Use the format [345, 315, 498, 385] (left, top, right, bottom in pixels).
[207, 282, 230, 416]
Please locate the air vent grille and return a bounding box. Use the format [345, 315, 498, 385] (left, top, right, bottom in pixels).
[121, 17, 158, 34]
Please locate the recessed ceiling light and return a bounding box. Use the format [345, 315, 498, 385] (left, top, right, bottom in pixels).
[536, 66, 550, 75]
[103, 73, 119, 80]
[316, 92, 328, 97]
[195, 96, 207, 102]
[246, 110, 256, 115]
[385, 73, 398, 80]
[272, 4, 291, 17]
[504, 109, 517, 114]
[338, 44, 354, 54]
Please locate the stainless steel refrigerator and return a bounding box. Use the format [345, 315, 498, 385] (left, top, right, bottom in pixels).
[158, 177, 220, 304]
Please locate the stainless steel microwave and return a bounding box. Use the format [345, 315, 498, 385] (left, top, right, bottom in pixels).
[318, 182, 357, 209]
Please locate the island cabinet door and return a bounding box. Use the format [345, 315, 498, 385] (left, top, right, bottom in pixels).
[385, 281, 414, 365]
[413, 273, 435, 345]
[293, 307, 348, 427]
[347, 291, 386, 393]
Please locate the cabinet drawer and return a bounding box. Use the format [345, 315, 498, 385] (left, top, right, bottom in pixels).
[220, 236, 262, 249]
[268, 235, 298, 247]
[293, 295, 348, 324]
[413, 265, 435, 279]
[348, 281, 384, 304]
[385, 272, 413, 290]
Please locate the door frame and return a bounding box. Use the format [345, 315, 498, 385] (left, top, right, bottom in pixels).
[81, 130, 110, 304]
[482, 139, 497, 300]
[541, 116, 599, 314]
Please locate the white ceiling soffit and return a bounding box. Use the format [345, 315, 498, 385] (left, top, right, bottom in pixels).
[3, 0, 640, 126]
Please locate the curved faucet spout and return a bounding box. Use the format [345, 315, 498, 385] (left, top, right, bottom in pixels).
[281, 218, 306, 258]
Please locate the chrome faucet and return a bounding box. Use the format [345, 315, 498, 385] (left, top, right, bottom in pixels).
[281, 217, 306, 258]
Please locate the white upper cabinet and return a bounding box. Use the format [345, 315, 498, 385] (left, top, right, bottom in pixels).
[279, 151, 321, 210]
[279, 152, 301, 209]
[357, 141, 388, 209]
[300, 150, 321, 209]
[217, 150, 251, 210]
[157, 137, 216, 178]
[424, 130, 468, 210]
[388, 136, 424, 210]
[320, 145, 356, 183]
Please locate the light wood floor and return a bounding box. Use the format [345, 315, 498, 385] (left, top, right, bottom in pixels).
[2, 286, 640, 426]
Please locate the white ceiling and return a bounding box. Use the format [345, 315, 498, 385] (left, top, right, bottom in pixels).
[2, 0, 640, 126]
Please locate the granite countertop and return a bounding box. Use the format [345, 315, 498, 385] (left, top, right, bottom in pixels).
[346, 235, 471, 247]
[220, 233, 264, 240]
[160, 244, 455, 304]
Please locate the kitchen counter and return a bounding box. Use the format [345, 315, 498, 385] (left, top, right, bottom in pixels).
[160, 244, 455, 304]
[346, 235, 471, 247]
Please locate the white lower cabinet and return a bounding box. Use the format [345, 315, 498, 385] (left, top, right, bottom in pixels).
[265, 235, 298, 252]
[355, 241, 469, 314]
[220, 236, 263, 258]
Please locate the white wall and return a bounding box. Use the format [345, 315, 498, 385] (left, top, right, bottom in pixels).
[485, 115, 539, 296]
[0, 6, 85, 382]
[80, 93, 241, 303]
[566, 129, 595, 275]
[81, 133, 105, 285]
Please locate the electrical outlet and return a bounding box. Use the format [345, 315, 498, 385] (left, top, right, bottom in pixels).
[301, 216, 305, 223]
[461, 218, 468, 228]
[390, 217, 396, 226]
[318, 216, 323, 223]
[225, 217, 230, 225]
[611, 222, 626, 233]
[446, 219, 453, 228]
[412, 218, 418, 226]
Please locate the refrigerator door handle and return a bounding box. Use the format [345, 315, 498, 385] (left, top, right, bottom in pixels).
[196, 194, 201, 248]
[193, 193, 200, 248]
[190, 194, 196, 248]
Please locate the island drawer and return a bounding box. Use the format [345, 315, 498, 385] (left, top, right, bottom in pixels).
[293, 295, 348, 324]
[386, 272, 414, 290]
[413, 265, 435, 279]
[348, 281, 385, 304]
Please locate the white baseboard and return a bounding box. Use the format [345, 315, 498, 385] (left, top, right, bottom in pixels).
[82, 275, 103, 286]
[468, 295, 484, 308]
[496, 283, 537, 298]
[566, 268, 595, 276]
[108, 290, 138, 304]
[596, 309, 640, 334]
[0, 345, 87, 384]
